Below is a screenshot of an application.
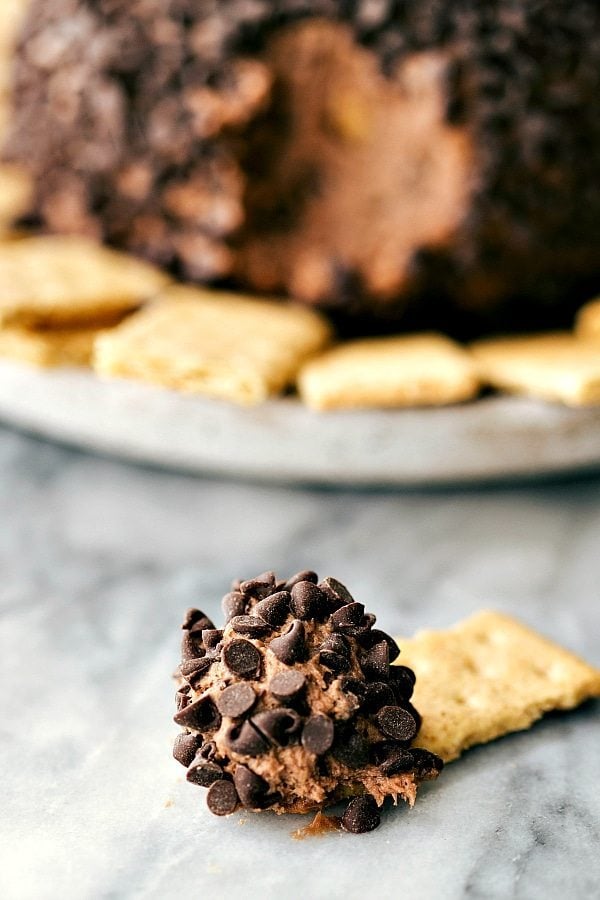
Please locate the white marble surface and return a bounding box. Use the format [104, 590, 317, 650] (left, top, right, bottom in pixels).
[1, 425, 599, 900]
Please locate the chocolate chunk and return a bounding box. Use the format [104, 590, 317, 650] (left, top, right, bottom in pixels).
[359, 629, 400, 663]
[202, 629, 223, 651]
[318, 577, 354, 609]
[361, 641, 390, 681]
[216, 683, 256, 718]
[229, 615, 272, 637]
[332, 730, 370, 769]
[331, 602, 365, 630]
[225, 721, 269, 756]
[341, 796, 381, 834]
[410, 748, 444, 776]
[269, 619, 306, 664]
[173, 695, 221, 732]
[173, 732, 203, 768]
[251, 709, 302, 746]
[186, 758, 223, 787]
[253, 591, 291, 626]
[375, 706, 417, 743]
[223, 639, 261, 678]
[221, 591, 246, 622]
[180, 656, 214, 687]
[290, 581, 327, 621]
[361, 681, 396, 714]
[233, 765, 269, 809]
[240, 571, 276, 599]
[182, 608, 215, 631]
[180, 631, 204, 662]
[269, 670, 306, 701]
[389, 665, 416, 701]
[285, 570, 318, 589]
[206, 779, 239, 816]
[301, 715, 335, 755]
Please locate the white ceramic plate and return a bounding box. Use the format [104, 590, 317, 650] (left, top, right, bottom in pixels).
[0, 358, 599, 485]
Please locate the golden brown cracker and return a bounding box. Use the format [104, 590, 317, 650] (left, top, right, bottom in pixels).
[0, 323, 104, 367]
[575, 297, 600, 341]
[297, 333, 480, 411]
[470, 331, 600, 406]
[0, 235, 170, 326]
[94, 284, 332, 405]
[396, 611, 600, 763]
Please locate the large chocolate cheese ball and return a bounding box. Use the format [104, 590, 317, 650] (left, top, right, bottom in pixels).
[4, 1, 600, 333]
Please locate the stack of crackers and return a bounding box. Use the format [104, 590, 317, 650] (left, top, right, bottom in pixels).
[1, 232, 600, 411]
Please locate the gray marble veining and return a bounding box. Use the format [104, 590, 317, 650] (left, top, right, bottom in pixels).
[0, 426, 599, 900]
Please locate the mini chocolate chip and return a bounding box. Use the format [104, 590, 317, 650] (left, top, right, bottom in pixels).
[223, 639, 261, 678]
[186, 758, 223, 787]
[403, 701, 422, 731]
[290, 581, 327, 620]
[340, 677, 366, 700]
[173, 695, 221, 732]
[216, 683, 256, 718]
[269, 619, 306, 664]
[341, 795, 380, 834]
[207, 779, 239, 816]
[331, 602, 365, 630]
[240, 571, 276, 599]
[269, 669, 306, 701]
[375, 706, 417, 743]
[180, 656, 214, 687]
[321, 634, 350, 657]
[202, 629, 223, 650]
[301, 715, 335, 755]
[361, 641, 390, 681]
[225, 721, 269, 756]
[173, 732, 203, 767]
[372, 743, 416, 776]
[332, 729, 370, 769]
[234, 765, 269, 808]
[222, 591, 246, 622]
[361, 681, 396, 714]
[181, 608, 214, 631]
[389, 665, 416, 701]
[175, 685, 191, 710]
[197, 740, 218, 762]
[180, 631, 204, 662]
[318, 577, 354, 609]
[285, 570, 318, 589]
[251, 708, 302, 746]
[253, 591, 291, 626]
[229, 615, 271, 637]
[319, 650, 351, 673]
[410, 748, 444, 776]
[359, 629, 400, 662]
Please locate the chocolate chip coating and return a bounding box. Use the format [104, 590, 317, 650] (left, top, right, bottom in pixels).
[301, 715, 334, 755]
[240, 571, 276, 599]
[234, 765, 269, 809]
[319, 577, 354, 608]
[375, 706, 418, 743]
[180, 656, 215, 687]
[173, 695, 221, 732]
[173, 732, 203, 768]
[253, 591, 290, 626]
[182, 608, 215, 631]
[225, 721, 269, 756]
[269, 619, 306, 664]
[341, 796, 381, 834]
[223, 639, 261, 678]
[290, 581, 327, 620]
[361, 641, 390, 681]
[331, 602, 365, 630]
[229, 615, 272, 637]
[207, 780, 239, 816]
[251, 708, 302, 746]
[285, 570, 318, 589]
[216, 683, 256, 718]
[186, 759, 223, 787]
[221, 591, 246, 622]
[269, 669, 306, 701]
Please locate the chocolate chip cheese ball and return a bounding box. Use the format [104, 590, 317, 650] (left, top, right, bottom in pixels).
[5, 1, 600, 333]
[173, 570, 442, 833]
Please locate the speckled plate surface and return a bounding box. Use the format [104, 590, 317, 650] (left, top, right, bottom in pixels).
[0, 359, 599, 485]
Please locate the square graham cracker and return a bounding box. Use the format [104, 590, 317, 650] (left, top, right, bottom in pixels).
[396, 611, 600, 763]
[297, 333, 480, 411]
[470, 332, 600, 406]
[94, 285, 332, 405]
[0, 235, 170, 327]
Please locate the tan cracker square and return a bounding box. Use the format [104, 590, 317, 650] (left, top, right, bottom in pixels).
[94, 284, 332, 405]
[0, 235, 170, 327]
[470, 332, 600, 406]
[0, 321, 124, 368]
[297, 333, 480, 411]
[396, 611, 600, 763]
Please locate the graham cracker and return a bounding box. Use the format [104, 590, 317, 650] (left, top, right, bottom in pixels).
[297, 333, 480, 411]
[0, 322, 121, 368]
[470, 332, 600, 406]
[396, 611, 600, 763]
[0, 235, 170, 327]
[94, 284, 332, 405]
[575, 298, 600, 341]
